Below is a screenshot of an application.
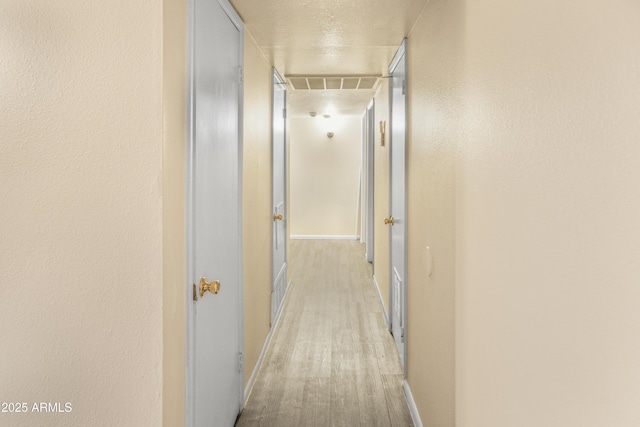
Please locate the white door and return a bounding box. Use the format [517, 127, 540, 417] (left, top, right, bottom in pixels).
[186, 0, 244, 425]
[388, 40, 408, 371]
[365, 99, 375, 263]
[271, 69, 287, 324]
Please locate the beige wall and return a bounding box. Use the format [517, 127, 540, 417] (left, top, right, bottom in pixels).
[242, 31, 273, 387]
[289, 116, 362, 237]
[372, 81, 390, 314]
[402, 0, 640, 425]
[0, 1, 163, 426]
[457, 1, 640, 425]
[162, 0, 187, 425]
[405, 0, 460, 424]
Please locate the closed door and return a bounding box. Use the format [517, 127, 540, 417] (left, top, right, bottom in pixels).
[187, 0, 244, 425]
[365, 99, 375, 263]
[388, 40, 408, 370]
[271, 68, 287, 324]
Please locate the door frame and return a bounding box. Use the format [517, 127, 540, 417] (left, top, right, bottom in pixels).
[184, 0, 245, 424]
[388, 38, 408, 374]
[271, 67, 288, 324]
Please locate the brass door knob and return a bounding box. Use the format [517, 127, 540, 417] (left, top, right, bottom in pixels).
[273, 213, 283, 221]
[199, 277, 220, 298]
[384, 216, 395, 226]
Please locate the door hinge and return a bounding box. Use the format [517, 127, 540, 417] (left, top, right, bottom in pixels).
[401, 327, 405, 343]
[402, 79, 406, 96]
[238, 352, 244, 372]
[239, 66, 244, 83]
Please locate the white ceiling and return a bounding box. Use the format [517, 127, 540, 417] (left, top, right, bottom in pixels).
[230, 0, 429, 116]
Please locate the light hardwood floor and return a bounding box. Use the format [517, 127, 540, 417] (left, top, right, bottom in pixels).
[236, 239, 413, 427]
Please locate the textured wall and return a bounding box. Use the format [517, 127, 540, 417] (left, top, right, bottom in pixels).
[457, 0, 640, 425]
[242, 31, 273, 387]
[405, 0, 461, 424]
[405, 0, 640, 425]
[162, 0, 187, 425]
[0, 1, 163, 426]
[372, 81, 390, 314]
[289, 116, 362, 237]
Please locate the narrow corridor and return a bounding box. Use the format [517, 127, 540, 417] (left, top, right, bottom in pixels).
[236, 239, 413, 426]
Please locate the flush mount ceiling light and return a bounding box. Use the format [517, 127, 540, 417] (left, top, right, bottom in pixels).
[286, 75, 382, 91]
[323, 114, 330, 119]
[309, 112, 317, 117]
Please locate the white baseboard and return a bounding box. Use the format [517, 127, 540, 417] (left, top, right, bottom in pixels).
[372, 274, 389, 328]
[404, 380, 423, 427]
[243, 279, 293, 403]
[290, 235, 359, 240]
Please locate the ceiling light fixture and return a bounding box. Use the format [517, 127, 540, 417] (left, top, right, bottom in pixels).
[309, 112, 317, 117]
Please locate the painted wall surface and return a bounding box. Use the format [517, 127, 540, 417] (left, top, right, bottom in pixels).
[405, 0, 460, 424]
[404, 0, 640, 425]
[0, 1, 163, 426]
[372, 81, 390, 314]
[289, 116, 362, 237]
[242, 31, 273, 387]
[457, 1, 640, 425]
[162, 0, 187, 425]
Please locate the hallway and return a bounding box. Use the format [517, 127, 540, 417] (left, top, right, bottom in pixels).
[236, 240, 413, 426]
[4, 0, 640, 425]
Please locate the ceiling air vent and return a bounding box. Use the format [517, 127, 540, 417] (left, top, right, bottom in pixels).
[289, 78, 310, 90]
[285, 75, 381, 91]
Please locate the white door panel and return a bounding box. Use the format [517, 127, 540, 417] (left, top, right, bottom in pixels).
[187, 0, 243, 425]
[272, 69, 287, 324]
[365, 100, 375, 263]
[389, 40, 407, 371]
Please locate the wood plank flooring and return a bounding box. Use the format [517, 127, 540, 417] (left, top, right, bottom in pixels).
[236, 239, 413, 427]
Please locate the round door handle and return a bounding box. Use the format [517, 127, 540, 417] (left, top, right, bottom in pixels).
[384, 216, 395, 226]
[273, 214, 283, 221]
[199, 277, 220, 298]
